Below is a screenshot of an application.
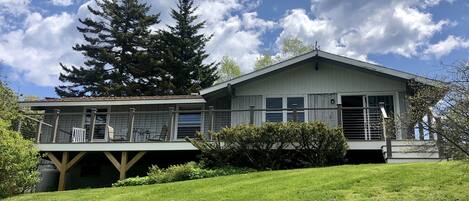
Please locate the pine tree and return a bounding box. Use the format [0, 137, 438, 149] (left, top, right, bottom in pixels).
[56, 0, 167, 97]
[160, 0, 218, 95]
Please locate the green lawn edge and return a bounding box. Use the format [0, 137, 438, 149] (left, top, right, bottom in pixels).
[6, 161, 469, 201]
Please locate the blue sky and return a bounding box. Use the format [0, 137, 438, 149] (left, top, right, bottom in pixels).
[0, 0, 468, 98]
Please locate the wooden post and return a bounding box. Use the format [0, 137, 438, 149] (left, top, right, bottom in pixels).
[104, 151, 146, 181]
[89, 108, 97, 142]
[128, 108, 136, 142]
[380, 102, 392, 159]
[119, 152, 128, 180]
[52, 109, 60, 143]
[292, 104, 298, 122]
[249, 105, 255, 125]
[337, 104, 343, 128]
[47, 151, 86, 191]
[36, 122, 42, 143]
[168, 107, 175, 141]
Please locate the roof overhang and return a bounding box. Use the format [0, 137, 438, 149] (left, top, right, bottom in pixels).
[200, 50, 445, 96]
[20, 98, 206, 107]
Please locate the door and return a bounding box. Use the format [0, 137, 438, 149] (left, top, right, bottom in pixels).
[341, 96, 366, 140]
[84, 108, 108, 142]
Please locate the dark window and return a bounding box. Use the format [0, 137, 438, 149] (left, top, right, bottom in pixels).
[177, 113, 201, 139]
[85, 108, 108, 140]
[266, 98, 283, 122]
[287, 97, 305, 122]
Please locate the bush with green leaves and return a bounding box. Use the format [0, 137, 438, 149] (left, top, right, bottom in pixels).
[112, 162, 252, 187]
[0, 120, 40, 198]
[189, 121, 348, 170]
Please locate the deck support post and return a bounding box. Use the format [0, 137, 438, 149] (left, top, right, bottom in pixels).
[52, 109, 61, 143]
[104, 151, 146, 181]
[46, 151, 86, 191]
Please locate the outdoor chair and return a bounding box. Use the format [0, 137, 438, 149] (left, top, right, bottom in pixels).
[71, 127, 86, 143]
[107, 125, 126, 142]
[147, 125, 168, 142]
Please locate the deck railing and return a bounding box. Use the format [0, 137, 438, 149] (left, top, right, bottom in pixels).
[18, 102, 433, 144]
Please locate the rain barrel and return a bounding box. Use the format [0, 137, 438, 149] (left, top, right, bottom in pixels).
[35, 159, 59, 192]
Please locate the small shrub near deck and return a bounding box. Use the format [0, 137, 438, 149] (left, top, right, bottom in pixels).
[189, 121, 348, 170]
[112, 162, 252, 187]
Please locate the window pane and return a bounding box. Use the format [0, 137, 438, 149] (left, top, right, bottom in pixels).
[266, 98, 282, 109]
[368, 96, 394, 115]
[266, 113, 283, 122]
[287, 97, 304, 108]
[178, 113, 201, 139]
[287, 112, 305, 122]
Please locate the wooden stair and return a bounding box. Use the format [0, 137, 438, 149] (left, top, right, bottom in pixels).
[382, 141, 444, 163]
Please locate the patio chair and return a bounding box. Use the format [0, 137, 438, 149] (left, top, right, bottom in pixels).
[147, 125, 168, 142]
[107, 126, 126, 142]
[72, 127, 86, 143]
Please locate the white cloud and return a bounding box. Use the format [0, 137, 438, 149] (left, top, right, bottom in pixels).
[51, 0, 73, 6]
[0, 0, 30, 14]
[424, 35, 469, 58]
[0, 12, 81, 86]
[278, 0, 452, 61]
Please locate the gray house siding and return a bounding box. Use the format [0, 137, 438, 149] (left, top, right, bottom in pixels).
[307, 93, 338, 127]
[231, 95, 263, 126]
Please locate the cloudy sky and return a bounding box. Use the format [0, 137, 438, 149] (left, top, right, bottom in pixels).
[0, 0, 468, 98]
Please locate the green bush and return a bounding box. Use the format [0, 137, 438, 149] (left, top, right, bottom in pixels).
[113, 162, 252, 187]
[0, 120, 40, 198]
[189, 121, 348, 170]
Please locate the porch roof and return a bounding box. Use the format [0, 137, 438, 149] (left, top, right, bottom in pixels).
[20, 95, 206, 107]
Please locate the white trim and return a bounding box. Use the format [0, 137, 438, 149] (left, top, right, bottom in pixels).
[200, 50, 443, 95]
[20, 98, 206, 107]
[34, 140, 390, 151]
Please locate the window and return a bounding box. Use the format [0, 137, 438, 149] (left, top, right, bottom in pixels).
[177, 112, 201, 139]
[266, 98, 283, 122]
[265, 96, 305, 122]
[84, 108, 108, 141]
[287, 97, 305, 122]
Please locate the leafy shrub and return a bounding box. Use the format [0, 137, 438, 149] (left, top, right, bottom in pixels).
[113, 162, 252, 187]
[0, 120, 40, 198]
[189, 121, 348, 170]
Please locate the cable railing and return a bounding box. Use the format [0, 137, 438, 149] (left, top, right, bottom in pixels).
[19, 103, 394, 144]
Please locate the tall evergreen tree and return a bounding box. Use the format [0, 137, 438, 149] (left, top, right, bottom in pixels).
[56, 0, 168, 97]
[160, 0, 218, 95]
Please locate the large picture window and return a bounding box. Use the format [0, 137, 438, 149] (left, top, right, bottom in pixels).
[265, 96, 305, 122]
[177, 112, 201, 139]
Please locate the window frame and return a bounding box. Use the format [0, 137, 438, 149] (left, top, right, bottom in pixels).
[174, 105, 204, 141]
[263, 95, 307, 123]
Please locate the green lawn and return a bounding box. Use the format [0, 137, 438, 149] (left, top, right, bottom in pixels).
[7, 161, 469, 201]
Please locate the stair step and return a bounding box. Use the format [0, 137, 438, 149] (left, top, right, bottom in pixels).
[387, 158, 444, 163]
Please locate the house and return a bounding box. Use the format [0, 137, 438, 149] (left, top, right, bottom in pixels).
[19, 50, 444, 191]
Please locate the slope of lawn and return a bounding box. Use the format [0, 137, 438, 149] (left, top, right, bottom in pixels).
[7, 161, 469, 201]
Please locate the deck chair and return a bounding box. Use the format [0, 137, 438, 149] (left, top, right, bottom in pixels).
[107, 125, 126, 142]
[72, 127, 86, 143]
[147, 125, 168, 142]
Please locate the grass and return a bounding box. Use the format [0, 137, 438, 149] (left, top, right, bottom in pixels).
[7, 161, 469, 201]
